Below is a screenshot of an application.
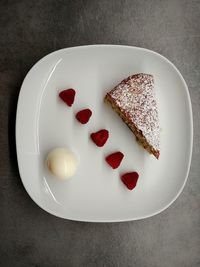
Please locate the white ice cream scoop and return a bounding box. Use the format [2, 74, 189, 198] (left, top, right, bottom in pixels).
[46, 148, 78, 179]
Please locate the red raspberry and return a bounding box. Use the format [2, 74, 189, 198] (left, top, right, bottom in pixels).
[90, 129, 109, 147]
[59, 88, 76, 107]
[105, 152, 124, 169]
[121, 172, 139, 190]
[76, 109, 92, 124]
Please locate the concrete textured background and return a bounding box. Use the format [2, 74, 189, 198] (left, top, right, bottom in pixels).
[0, 0, 200, 266]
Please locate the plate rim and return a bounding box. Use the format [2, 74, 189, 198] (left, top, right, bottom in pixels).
[16, 44, 193, 222]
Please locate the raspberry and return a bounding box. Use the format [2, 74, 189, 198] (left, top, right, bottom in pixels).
[90, 129, 109, 147]
[76, 109, 92, 124]
[121, 172, 139, 190]
[59, 88, 76, 107]
[105, 152, 124, 169]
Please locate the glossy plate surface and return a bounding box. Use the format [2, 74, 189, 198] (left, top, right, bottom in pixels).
[16, 45, 193, 222]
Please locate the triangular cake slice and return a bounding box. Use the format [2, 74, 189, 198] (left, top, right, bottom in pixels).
[105, 73, 160, 159]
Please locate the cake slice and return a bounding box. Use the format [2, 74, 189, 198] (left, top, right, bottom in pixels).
[105, 73, 160, 159]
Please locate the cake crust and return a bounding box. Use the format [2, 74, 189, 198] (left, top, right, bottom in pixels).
[105, 73, 160, 159]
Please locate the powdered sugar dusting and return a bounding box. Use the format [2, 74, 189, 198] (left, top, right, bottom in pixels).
[108, 73, 160, 151]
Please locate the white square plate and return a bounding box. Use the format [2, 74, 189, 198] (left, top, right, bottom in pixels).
[16, 45, 193, 222]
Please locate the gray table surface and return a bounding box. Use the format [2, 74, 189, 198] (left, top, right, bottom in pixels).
[0, 0, 200, 266]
